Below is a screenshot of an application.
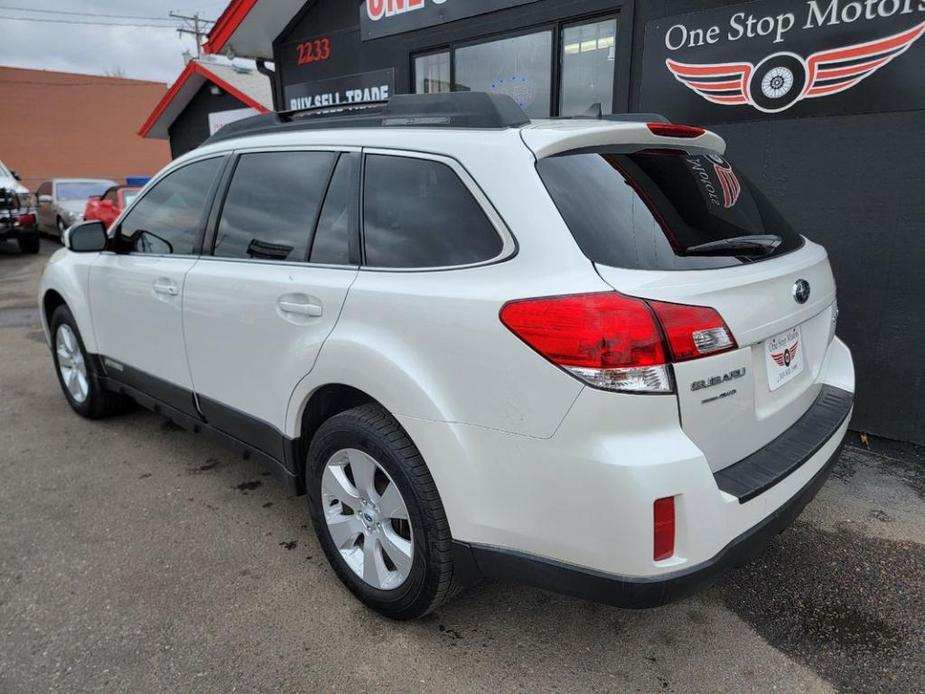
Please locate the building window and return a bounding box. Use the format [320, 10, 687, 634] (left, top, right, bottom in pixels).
[412, 14, 619, 117]
[415, 51, 451, 94]
[560, 17, 618, 116]
[455, 31, 553, 118]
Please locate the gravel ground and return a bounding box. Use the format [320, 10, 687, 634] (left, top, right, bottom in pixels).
[1, 239, 923, 693]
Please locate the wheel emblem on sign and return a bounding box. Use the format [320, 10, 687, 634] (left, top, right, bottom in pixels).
[665, 21, 925, 113]
[762, 66, 794, 99]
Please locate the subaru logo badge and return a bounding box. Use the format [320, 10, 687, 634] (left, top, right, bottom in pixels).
[793, 279, 810, 304]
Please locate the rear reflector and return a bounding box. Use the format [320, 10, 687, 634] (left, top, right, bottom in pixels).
[500, 292, 737, 393]
[647, 122, 705, 139]
[653, 497, 676, 561]
[648, 301, 737, 362]
[499, 292, 672, 394]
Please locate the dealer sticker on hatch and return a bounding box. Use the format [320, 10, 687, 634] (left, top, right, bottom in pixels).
[765, 326, 804, 391]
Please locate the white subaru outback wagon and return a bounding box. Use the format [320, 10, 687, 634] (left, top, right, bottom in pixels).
[40, 93, 854, 620]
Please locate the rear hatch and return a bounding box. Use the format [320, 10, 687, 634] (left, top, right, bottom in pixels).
[533, 131, 838, 471]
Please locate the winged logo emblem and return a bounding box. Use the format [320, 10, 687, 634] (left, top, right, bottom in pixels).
[770, 339, 799, 367]
[666, 21, 925, 113]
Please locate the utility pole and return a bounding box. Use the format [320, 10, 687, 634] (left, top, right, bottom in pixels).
[169, 12, 215, 59]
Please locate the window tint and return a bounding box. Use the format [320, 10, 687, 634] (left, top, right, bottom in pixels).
[537, 150, 804, 270]
[119, 157, 222, 256]
[215, 151, 336, 262]
[310, 153, 358, 265]
[560, 18, 618, 116]
[414, 51, 451, 94]
[455, 31, 553, 118]
[363, 155, 502, 269]
[103, 188, 118, 204]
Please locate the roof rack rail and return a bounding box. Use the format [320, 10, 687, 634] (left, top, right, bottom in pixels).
[204, 92, 531, 145]
[552, 103, 670, 124]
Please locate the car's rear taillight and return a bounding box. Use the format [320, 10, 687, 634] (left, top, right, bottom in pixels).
[500, 292, 672, 393]
[653, 497, 676, 561]
[647, 122, 705, 139]
[16, 213, 35, 227]
[500, 292, 737, 393]
[647, 301, 737, 362]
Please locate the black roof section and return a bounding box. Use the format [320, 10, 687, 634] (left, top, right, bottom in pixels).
[202, 92, 672, 147]
[204, 92, 531, 145]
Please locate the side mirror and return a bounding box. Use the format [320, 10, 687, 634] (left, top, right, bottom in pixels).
[65, 220, 108, 253]
[38, 194, 53, 205]
[11, 170, 21, 181]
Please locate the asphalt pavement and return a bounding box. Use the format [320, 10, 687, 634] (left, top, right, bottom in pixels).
[1, 239, 923, 693]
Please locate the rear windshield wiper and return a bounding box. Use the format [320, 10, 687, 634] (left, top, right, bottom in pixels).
[685, 235, 782, 256]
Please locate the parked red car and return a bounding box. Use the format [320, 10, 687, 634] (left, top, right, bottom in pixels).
[83, 185, 141, 229]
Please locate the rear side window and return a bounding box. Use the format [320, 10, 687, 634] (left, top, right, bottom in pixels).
[363, 155, 502, 269]
[537, 150, 804, 270]
[215, 151, 337, 262]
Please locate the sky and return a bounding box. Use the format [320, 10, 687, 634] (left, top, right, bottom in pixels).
[0, 1, 243, 84]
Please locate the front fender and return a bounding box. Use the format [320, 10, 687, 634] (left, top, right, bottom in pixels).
[39, 249, 99, 352]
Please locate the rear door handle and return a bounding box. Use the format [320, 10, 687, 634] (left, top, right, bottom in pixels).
[278, 298, 323, 317]
[153, 278, 179, 297]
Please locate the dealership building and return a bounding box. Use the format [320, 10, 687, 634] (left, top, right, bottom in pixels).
[202, 0, 925, 445]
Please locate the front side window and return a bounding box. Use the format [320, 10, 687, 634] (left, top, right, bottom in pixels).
[560, 18, 618, 116]
[455, 31, 553, 118]
[119, 157, 222, 256]
[414, 51, 451, 94]
[214, 151, 336, 262]
[363, 155, 502, 269]
[537, 150, 804, 270]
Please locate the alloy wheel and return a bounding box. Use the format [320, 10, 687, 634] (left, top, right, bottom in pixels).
[56, 324, 89, 403]
[321, 448, 413, 591]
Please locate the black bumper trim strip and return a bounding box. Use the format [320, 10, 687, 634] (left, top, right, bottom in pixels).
[714, 385, 853, 503]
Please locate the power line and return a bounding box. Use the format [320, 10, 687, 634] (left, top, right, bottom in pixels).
[0, 5, 189, 22]
[0, 15, 182, 28]
[0, 79, 163, 87]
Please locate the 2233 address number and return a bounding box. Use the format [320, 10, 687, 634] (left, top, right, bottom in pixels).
[296, 38, 332, 66]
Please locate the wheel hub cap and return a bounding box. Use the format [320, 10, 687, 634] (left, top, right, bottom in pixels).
[321, 448, 413, 591]
[55, 324, 89, 404]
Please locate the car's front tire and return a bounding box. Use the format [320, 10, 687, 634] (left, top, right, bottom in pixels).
[56, 218, 67, 240]
[50, 305, 127, 419]
[306, 403, 459, 620]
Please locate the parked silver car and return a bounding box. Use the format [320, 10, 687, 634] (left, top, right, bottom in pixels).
[36, 179, 115, 238]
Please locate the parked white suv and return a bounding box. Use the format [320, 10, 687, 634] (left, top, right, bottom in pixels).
[39, 93, 854, 620]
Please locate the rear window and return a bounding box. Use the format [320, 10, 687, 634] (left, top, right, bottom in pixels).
[537, 150, 803, 270]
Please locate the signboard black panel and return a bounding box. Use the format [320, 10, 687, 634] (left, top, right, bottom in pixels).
[640, 0, 925, 122]
[283, 69, 396, 110]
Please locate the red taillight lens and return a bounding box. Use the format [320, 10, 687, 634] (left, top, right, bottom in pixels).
[647, 122, 706, 139]
[500, 292, 737, 393]
[653, 497, 676, 561]
[17, 213, 36, 227]
[500, 292, 672, 393]
[648, 301, 737, 362]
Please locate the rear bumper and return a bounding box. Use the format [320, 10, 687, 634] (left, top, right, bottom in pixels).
[452, 405, 849, 608]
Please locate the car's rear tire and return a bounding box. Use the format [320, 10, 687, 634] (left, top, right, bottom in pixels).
[18, 235, 39, 254]
[306, 403, 459, 620]
[50, 305, 128, 419]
